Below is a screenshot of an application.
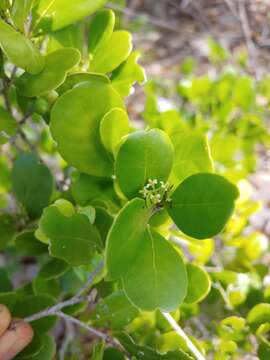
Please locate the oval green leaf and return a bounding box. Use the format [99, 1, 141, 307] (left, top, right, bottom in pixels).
[15, 48, 81, 97]
[90, 31, 132, 74]
[168, 173, 239, 239]
[184, 263, 211, 304]
[40, 206, 102, 266]
[88, 9, 115, 53]
[123, 227, 187, 312]
[0, 19, 44, 74]
[247, 303, 270, 331]
[170, 130, 214, 185]
[12, 153, 53, 218]
[115, 129, 174, 199]
[100, 108, 130, 154]
[32, 0, 107, 33]
[105, 198, 151, 280]
[50, 82, 124, 177]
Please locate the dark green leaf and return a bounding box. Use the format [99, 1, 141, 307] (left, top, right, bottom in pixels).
[168, 173, 239, 239]
[0, 267, 12, 292]
[14, 230, 48, 256]
[12, 154, 53, 218]
[39, 258, 69, 279]
[72, 173, 119, 213]
[103, 348, 126, 360]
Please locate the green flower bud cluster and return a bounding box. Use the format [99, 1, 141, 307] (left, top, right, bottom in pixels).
[139, 178, 172, 208]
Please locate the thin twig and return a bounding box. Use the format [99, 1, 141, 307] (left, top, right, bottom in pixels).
[56, 312, 112, 343]
[25, 260, 104, 323]
[162, 312, 206, 360]
[24, 292, 96, 323]
[57, 311, 132, 359]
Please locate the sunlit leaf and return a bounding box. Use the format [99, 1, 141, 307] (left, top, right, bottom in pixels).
[15, 48, 81, 97]
[50, 81, 123, 177]
[0, 19, 44, 74]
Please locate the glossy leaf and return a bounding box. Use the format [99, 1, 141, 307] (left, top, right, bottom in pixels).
[100, 108, 130, 154]
[50, 81, 123, 176]
[12, 154, 53, 218]
[116, 332, 193, 360]
[123, 227, 187, 311]
[105, 198, 151, 280]
[0, 19, 44, 74]
[170, 131, 214, 185]
[184, 263, 211, 304]
[112, 51, 146, 97]
[15, 48, 81, 97]
[0, 107, 17, 145]
[168, 173, 239, 239]
[40, 205, 101, 266]
[90, 31, 132, 74]
[115, 129, 174, 199]
[88, 9, 115, 53]
[91, 290, 139, 329]
[32, 0, 107, 33]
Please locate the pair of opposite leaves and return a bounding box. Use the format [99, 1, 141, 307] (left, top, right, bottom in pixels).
[49, 80, 238, 312]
